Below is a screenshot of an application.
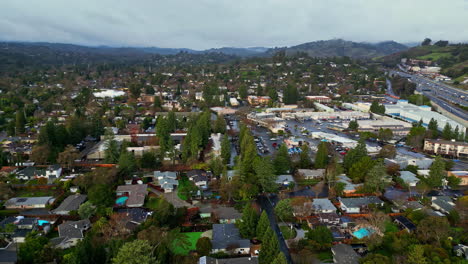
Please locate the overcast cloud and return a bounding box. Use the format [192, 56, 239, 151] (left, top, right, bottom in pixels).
[1, 0, 467, 49]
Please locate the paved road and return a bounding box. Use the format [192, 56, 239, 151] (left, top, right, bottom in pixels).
[390, 69, 468, 121]
[257, 194, 293, 264]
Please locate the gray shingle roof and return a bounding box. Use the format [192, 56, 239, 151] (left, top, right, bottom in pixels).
[58, 219, 91, 239]
[340, 196, 383, 208]
[52, 194, 87, 214]
[332, 244, 360, 264]
[212, 224, 250, 250]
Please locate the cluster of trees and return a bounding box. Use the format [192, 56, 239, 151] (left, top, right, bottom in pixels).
[283, 84, 299, 104]
[238, 205, 287, 264]
[407, 119, 465, 149]
[181, 112, 211, 162]
[370, 101, 385, 115]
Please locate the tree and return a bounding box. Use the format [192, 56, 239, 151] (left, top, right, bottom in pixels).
[359, 253, 391, 264]
[334, 182, 346, 196]
[239, 204, 259, 239]
[57, 145, 80, 169]
[378, 145, 396, 159]
[112, 240, 155, 264]
[104, 133, 120, 163]
[209, 157, 224, 177]
[428, 118, 438, 138]
[239, 84, 248, 99]
[314, 141, 329, 169]
[18, 232, 55, 264]
[406, 245, 428, 264]
[441, 123, 453, 140]
[272, 252, 288, 264]
[325, 158, 342, 190]
[88, 184, 114, 207]
[364, 161, 389, 193]
[196, 237, 212, 256]
[349, 156, 375, 183]
[274, 144, 291, 174]
[343, 140, 367, 171]
[118, 150, 137, 179]
[221, 134, 231, 165]
[425, 156, 446, 188]
[274, 199, 293, 222]
[259, 227, 280, 264]
[434, 40, 448, 47]
[291, 197, 313, 219]
[305, 226, 333, 250]
[378, 128, 393, 142]
[78, 201, 96, 219]
[298, 144, 312, 169]
[214, 115, 227, 134]
[140, 151, 160, 169]
[348, 120, 359, 130]
[30, 145, 51, 165]
[15, 109, 26, 134]
[406, 126, 426, 149]
[416, 216, 450, 246]
[283, 84, 299, 104]
[421, 38, 432, 46]
[256, 211, 270, 239]
[370, 101, 385, 114]
[447, 175, 461, 189]
[254, 157, 278, 193]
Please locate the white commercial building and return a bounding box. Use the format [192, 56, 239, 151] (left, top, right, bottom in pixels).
[283, 110, 369, 121]
[385, 100, 466, 134]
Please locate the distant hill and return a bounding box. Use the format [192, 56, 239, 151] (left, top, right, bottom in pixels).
[380, 43, 468, 81]
[266, 39, 408, 59]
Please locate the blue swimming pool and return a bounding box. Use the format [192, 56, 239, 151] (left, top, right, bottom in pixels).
[116, 196, 128, 205]
[38, 220, 49, 226]
[353, 228, 373, 239]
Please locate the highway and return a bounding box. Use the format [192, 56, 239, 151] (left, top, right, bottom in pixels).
[389, 69, 468, 122]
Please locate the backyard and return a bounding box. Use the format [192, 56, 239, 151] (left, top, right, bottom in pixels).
[171, 232, 203, 255]
[177, 176, 198, 201]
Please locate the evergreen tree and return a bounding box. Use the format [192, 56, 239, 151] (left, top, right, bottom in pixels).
[272, 252, 288, 264]
[315, 141, 329, 169]
[453, 126, 459, 141]
[426, 156, 446, 188]
[428, 118, 438, 138]
[442, 123, 453, 140]
[364, 160, 389, 192]
[15, 109, 26, 134]
[118, 149, 137, 179]
[256, 211, 270, 239]
[274, 144, 291, 174]
[214, 115, 227, 134]
[370, 101, 385, 114]
[239, 204, 259, 239]
[254, 157, 278, 193]
[406, 126, 427, 149]
[240, 132, 258, 182]
[221, 134, 231, 164]
[299, 144, 312, 168]
[112, 240, 155, 264]
[104, 133, 120, 164]
[343, 140, 368, 171]
[348, 120, 359, 131]
[349, 156, 375, 182]
[406, 245, 428, 264]
[167, 111, 177, 132]
[259, 227, 280, 264]
[239, 84, 248, 99]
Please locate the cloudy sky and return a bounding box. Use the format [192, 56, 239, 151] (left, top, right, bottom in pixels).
[1, 0, 467, 49]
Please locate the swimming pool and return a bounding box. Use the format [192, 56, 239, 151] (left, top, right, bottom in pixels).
[38, 220, 49, 226]
[116, 196, 128, 205]
[353, 228, 373, 239]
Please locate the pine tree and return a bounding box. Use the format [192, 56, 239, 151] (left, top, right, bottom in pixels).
[259, 227, 280, 264]
[343, 140, 368, 171]
[348, 120, 359, 130]
[272, 252, 288, 264]
[426, 156, 446, 188]
[256, 211, 270, 239]
[428, 118, 438, 138]
[15, 109, 26, 134]
[314, 141, 329, 169]
[221, 134, 231, 164]
[274, 144, 291, 174]
[239, 204, 259, 239]
[364, 161, 389, 192]
[254, 157, 277, 193]
[299, 144, 312, 169]
[442, 123, 453, 140]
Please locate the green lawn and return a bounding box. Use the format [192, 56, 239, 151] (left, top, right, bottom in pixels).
[280, 226, 297, 239]
[171, 232, 203, 255]
[144, 197, 159, 210]
[318, 250, 333, 262]
[417, 52, 452, 61]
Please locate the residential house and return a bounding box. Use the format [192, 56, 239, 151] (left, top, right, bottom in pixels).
[46, 164, 62, 180]
[51, 219, 91, 249]
[114, 208, 150, 231]
[211, 224, 250, 254]
[394, 215, 416, 232]
[198, 256, 258, 264]
[16, 167, 46, 180]
[339, 197, 384, 214]
[0, 216, 39, 243]
[317, 212, 340, 226]
[115, 184, 148, 207]
[4, 197, 54, 209]
[275, 175, 295, 186]
[454, 244, 468, 260]
[52, 194, 87, 215]
[431, 196, 455, 214]
[187, 170, 212, 189]
[337, 175, 363, 194]
[399, 171, 420, 187]
[332, 244, 360, 264]
[448, 171, 468, 185]
[313, 198, 336, 214]
[297, 169, 325, 179]
[155, 171, 179, 193]
[200, 205, 241, 224]
[424, 139, 468, 158]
